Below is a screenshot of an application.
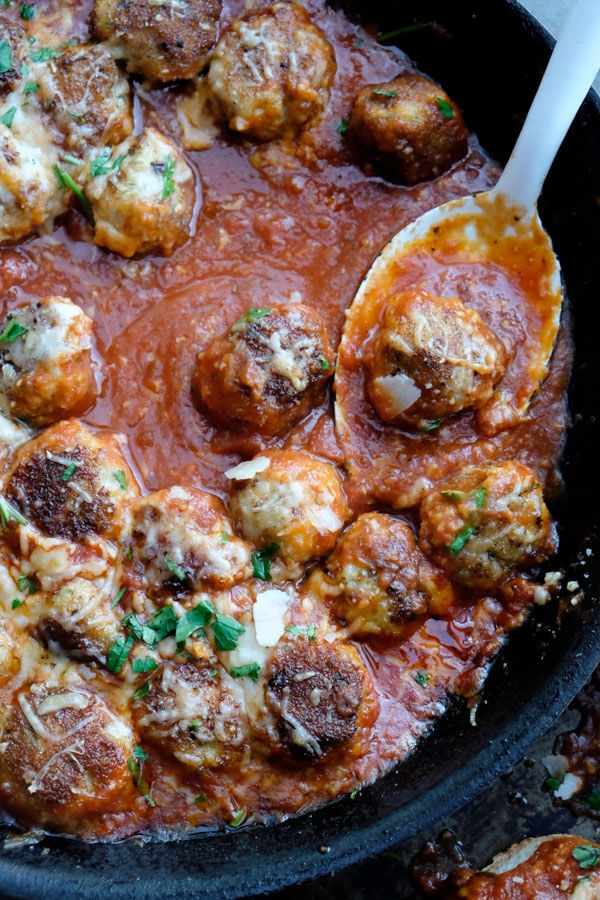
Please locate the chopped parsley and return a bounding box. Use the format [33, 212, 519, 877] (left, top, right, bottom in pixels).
[209, 668, 218, 677]
[436, 97, 454, 118]
[545, 769, 565, 791]
[17, 573, 36, 594]
[447, 524, 476, 556]
[60, 461, 78, 481]
[54, 166, 94, 223]
[68, 111, 84, 122]
[146, 605, 178, 643]
[0, 496, 26, 528]
[230, 662, 261, 683]
[20, 3, 34, 18]
[582, 790, 600, 811]
[174, 600, 215, 643]
[238, 307, 271, 325]
[29, 47, 61, 62]
[230, 809, 245, 827]
[133, 744, 147, 761]
[0, 106, 17, 129]
[414, 670, 430, 687]
[472, 486, 487, 509]
[319, 354, 330, 370]
[356, 37, 364, 47]
[21, 61, 29, 77]
[111, 587, 126, 609]
[107, 634, 135, 673]
[127, 757, 155, 806]
[23, 81, 38, 94]
[113, 468, 127, 490]
[378, 23, 428, 41]
[211, 613, 245, 651]
[161, 154, 176, 200]
[194, 795, 206, 805]
[0, 317, 26, 341]
[11, 599, 23, 609]
[164, 553, 186, 581]
[373, 88, 398, 97]
[90, 149, 112, 177]
[188, 721, 199, 730]
[337, 117, 349, 135]
[125, 546, 133, 560]
[132, 681, 150, 700]
[440, 490, 463, 502]
[286, 624, 317, 642]
[423, 419, 441, 432]
[251, 543, 280, 581]
[221, 531, 229, 544]
[572, 845, 600, 869]
[0, 41, 12, 74]
[132, 657, 158, 673]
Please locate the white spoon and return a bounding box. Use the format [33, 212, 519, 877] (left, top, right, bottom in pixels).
[337, 0, 600, 442]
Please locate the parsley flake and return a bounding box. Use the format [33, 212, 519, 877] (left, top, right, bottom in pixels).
[194, 794, 206, 804]
[11, 599, 23, 609]
[237, 307, 271, 325]
[230, 662, 261, 682]
[60, 461, 78, 481]
[472, 486, 487, 510]
[0, 496, 26, 528]
[17, 573, 36, 594]
[111, 587, 126, 608]
[133, 681, 150, 700]
[582, 790, 600, 811]
[68, 111, 84, 122]
[423, 419, 441, 432]
[113, 468, 127, 490]
[90, 149, 112, 177]
[107, 634, 134, 673]
[284, 623, 316, 642]
[230, 809, 245, 827]
[127, 757, 155, 806]
[319, 354, 330, 370]
[573, 845, 600, 869]
[545, 770, 565, 791]
[164, 553, 186, 581]
[251, 542, 280, 581]
[436, 97, 454, 118]
[133, 743, 147, 761]
[337, 117, 349, 134]
[147, 605, 178, 643]
[0, 106, 17, 129]
[221, 531, 229, 544]
[373, 88, 398, 97]
[0, 317, 26, 341]
[0, 41, 12, 74]
[132, 657, 158, 674]
[54, 166, 94, 223]
[356, 38, 364, 47]
[21, 61, 29, 77]
[350, 787, 360, 799]
[414, 669, 430, 686]
[441, 490, 463, 502]
[447, 524, 476, 556]
[29, 47, 61, 62]
[23, 81, 38, 94]
[20, 3, 34, 18]
[211, 614, 245, 651]
[161, 154, 176, 200]
[125, 546, 133, 560]
[175, 600, 215, 643]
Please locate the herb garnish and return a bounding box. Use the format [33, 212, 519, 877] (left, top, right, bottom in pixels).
[23, 81, 38, 93]
[17, 573, 36, 594]
[132, 657, 158, 673]
[378, 23, 428, 41]
[111, 587, 126, 609]
[221, 531, 229, 544]
[161, 155, 176, 200]
[238, 307, 271, 325]
[68, 111, 84, 122]
[113, 468, 127, 490]
[423, 419, 441, 432]
[29, 47, 61, 62]
[194, 795, 206, 804]
[127, 757, 155, 806]
[133, 744, 147, 762]
[337, 117, 348, 134]
[440, 490, 463, 502]
[414, 670, 430, 687]
[125, 546, 133, 560]
[12, 599, 22, 609]
[0, 497, 26, 528]
[350, 787, 360, 799]
[90, 149, 111, 177]
[0, 106, 17, 129]
[107, 634, 135, 673]
[0, 41, 12, 74]
[211, 614, 245, 651]
[174, 600, 215, 643]
[230, 662, 261, 682]
[545, 769, 565, 791]
[582, 790, 600, 811]
[319, 354, 330, 370]
[164, 553, 186, 581]
[230, 809, 245, 827]
[54, 166, 94, 223]
[447, 524, 476, 556]
[133, 681, 150, 700]
[251, 542, 280, 581]
[356, 37, 364, 47]
[285, 624, 316, 642]
[436, 97, 454, 118]
[373, 88, 398, 98]
[60, 461, 78, 481]
[0, 317, 26, 341]
[572, 845, 600, 869]
[20, 3, 34, 18]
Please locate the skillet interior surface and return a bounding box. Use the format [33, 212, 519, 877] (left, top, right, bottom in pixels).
[1, 0, 600, 897]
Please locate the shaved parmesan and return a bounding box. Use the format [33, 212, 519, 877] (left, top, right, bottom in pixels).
[225, 456, 270, 480]
[374, 374, 421, 415]
[253, 589, 289, 647]
[37, 692, 89, 715]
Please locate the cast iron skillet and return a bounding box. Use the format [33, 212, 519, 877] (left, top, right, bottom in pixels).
[1, 1, 600, 897]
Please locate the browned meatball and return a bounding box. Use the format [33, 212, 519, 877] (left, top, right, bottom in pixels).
[94, 0, 222, 82]
[348, 74, 468, 184]
[319, 513, 451, 636]
[0, 296, 95, 427]
[36, 44, 133, 155]
[265, 637, 377, 759]
[4, 418, 139, 542]
[129, 486, 251, 599]
[133, 661, 248, 769]
[419, 461, 557, 591]
[366, 289, 507, 430]
[229, 449, 349, 580]
[193, 303, 334, 436]
[207, 2, 335, 140]
[0, 682, 136, 830]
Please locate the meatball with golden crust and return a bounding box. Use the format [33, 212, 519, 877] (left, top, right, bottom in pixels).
[193, 303, 334, 436]
[129, 486, 251, 599]
[94, 0, 221, 82]
[348, 74, 468, 184]
[133, 661, 248, 769]
[3, 418, 139, 542]
[207, 2, 336, 140]
[85, 126, 195, 258]
[318, 513, 452, 636]
[0, 296, 95, 427]
[229, 449, 349, 580]
[0, 682, 137, 831]
[366, 289, 507, 431]
[35, 44, 133, 155]
[264, 637, 377, 759]
[419, 461, 557, 591]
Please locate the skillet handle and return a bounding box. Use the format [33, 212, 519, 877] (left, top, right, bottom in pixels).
[491, 0, 600, 211]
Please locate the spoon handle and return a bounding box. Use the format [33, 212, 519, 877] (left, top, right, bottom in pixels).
[492, 0, 600, 211]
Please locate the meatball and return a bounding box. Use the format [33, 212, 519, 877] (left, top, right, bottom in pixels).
[0, 682, 136, 830]
[321, 513, 446, 636]
[0, 116, 64, 244]
[4, 418, 139, 542]
[129, 486, 251, 599]
[419, 461, 557, 591]
[0, 18, 27, 94]
[348, 73, 468, 184]
[35, 44, 133, 155]
[265, 638, 375, 758]
[0, 296, 95, 426]
[366, 289, 507, 430]
[207, 2, 336, 141]
[94, 0, 221, 82]
[133, 661, 248, 769]
[193, 303, 334, 436]
[36, 577, 121, 664]
[84, 126, 195, 257]
[229, 449, 349, 579]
